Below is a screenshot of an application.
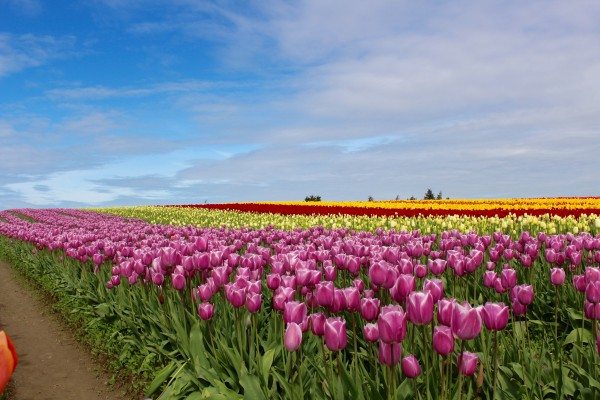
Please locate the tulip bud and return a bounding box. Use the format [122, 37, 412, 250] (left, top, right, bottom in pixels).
[584, 301, 600, 320]
[501, 269, 517, 289]
[283, 301, 308, 325]
[433, 325, 454, 356]
[284, 322, 303, 352]
[423, 279, 444, 303]
[390, 274, 415, 303]
[586, 281, 600, 303]
[573, 275, 586, 292]
[377, 305, 407, 343]
[401, 355, 421, 378]
[437, 298, 455, 326]
[246, 293, 262, 314]
[451, 303, 482, 341]
[483, 271, 497, 288]
[360, 297, 381, 322]
[309, 312, 326, 336]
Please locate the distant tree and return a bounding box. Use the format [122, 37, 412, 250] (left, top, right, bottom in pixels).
[305, 195, 322, 202]
[436, 191, 443, 200]
[424, 188, 435, 200]
[409, 196, 416, 200]
[395, 195, 400, 200]
[368, 195, 374, 202]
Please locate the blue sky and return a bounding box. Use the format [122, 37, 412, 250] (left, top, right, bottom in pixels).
[1, 0, 599, 208]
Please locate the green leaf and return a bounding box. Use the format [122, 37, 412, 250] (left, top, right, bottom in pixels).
[260, 348, 275, 385]
[563, 328, 594, 346]
[146, 362, 178, 396]
[240, 372, 266, 400]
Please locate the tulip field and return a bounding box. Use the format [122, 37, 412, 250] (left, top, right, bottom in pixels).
[0, 201, 600, 399]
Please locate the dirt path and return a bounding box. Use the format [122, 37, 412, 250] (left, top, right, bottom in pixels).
[0, 260, 129, 400]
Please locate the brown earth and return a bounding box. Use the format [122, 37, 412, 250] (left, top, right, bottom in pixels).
[0, 260, 130, 400]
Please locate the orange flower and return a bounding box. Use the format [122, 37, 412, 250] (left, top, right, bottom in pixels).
[0, 330, 18, 393]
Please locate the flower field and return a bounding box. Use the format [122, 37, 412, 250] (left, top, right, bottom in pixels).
[0, 202, 599, 399]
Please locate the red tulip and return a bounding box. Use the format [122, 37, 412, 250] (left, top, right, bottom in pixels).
[401, 355, 421, 378]
[433, 325, 454, 356]
[451, 303, 482, 340]
[458, 351, 478, 376]
[0, 331, 17, 392]
[324, 317, 348, 351]
[284, 322, 303, 352]
[481, 302, 509, 331]
[377, 305, 407, 343]
[407, 291, 434, 325]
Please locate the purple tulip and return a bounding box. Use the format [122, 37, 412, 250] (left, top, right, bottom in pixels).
[378, 341, 401, 366]
[197, 302, 214, 321]
[550, 268, 566, 286]
[584, 301, 600, 320]
[314, 281, 335, 308]
[573, 275, 586, 292]
[458, 351, 479, 376]
[360, 297, 381, 322]
[152, 272, 165, 286]
[246, 293, 262, 314]
[433, 325, 454, 356]
[368, 261, 388, 287]
[284, 322, 303, 352]
[501, 268, 517, 288]
[483, 271, 497, 288]
[377, 305, 407, 343]
[586, 281, 600, 303]
[172, 274, 186, 291]
[428, 259, 447, 276]
[481, 302, 509, 331]
[423, 279, 444, 303]
[309, 312, 326, 336]
[407, 291, 434, 325]
[324, 317, 348, 351]
[512, 284, 534, 306]
[283, 301, 308, 325]
[451, 302, 482, 341]
[363, 323, 379, 342]
[390, 274, 415, 303]
[401, 355, 421, 378]
[343, 287, 361, 312]
[266, 273, 281, 290]
[586, 267, 600, 283]
[512, 301, 528, 316]
[437, 298, 455, 326]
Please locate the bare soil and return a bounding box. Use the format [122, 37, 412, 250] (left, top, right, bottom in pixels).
[0, 260, 129, 400]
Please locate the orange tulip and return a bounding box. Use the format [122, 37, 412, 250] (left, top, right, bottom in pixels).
[0, 330, 18, 392]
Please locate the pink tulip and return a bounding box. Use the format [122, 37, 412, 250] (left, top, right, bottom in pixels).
[437, 298, 455, 326]
[360, 297, 381, 322]
[423, 279, 444, 303]
[197, 302, 214, 321]
[481, 302, 509, 331]
[377, 305, 407, 343]
[512, 301, 528, 316]
[314, 281, 335, 308]
[284, 322, 303, 351]
[324, 317, 348, 351]
[330, 289, 347, 313]
[172, 274, 186, 291]
[458, 351, 478, 376]
[363, 323, 379, 342]
[433, 325, 454, 356]
[390, 274, 415, 303]
[309, 312, 326, 336]
[550, 268, 566, 286]
[584, 301, 600, 320]
[483, 271, 497, 288]
[266, 273, 281, 290]
[428, 259, 447, 276]
[369, 261, 388, 286]
[343, 287, 361, 312]
[378, 341, 401, 366]
[573, 275, 586, 292]
[353, 279, 365, 292]
[586, 267, 600, 283]
[493, 278, 506, 294]
[401, 355, 421, 378]
[414, 264, 427, 278]
[152, 272, 164, 286]
[283, 301, 308, 325]
[501, 269, 517, 288]
[246, 293, 262, 314]
[513, 284, 534, 306]
[407, 291, 434, 325]
[451, 303, 482, 340]
[586, 281, 600, 303]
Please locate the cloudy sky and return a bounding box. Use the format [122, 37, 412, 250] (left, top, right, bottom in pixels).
[1, 1, 599, 208]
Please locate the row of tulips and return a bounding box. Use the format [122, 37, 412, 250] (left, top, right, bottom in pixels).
[95, 205, 600, 236]
[1, 208, 600, 399]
